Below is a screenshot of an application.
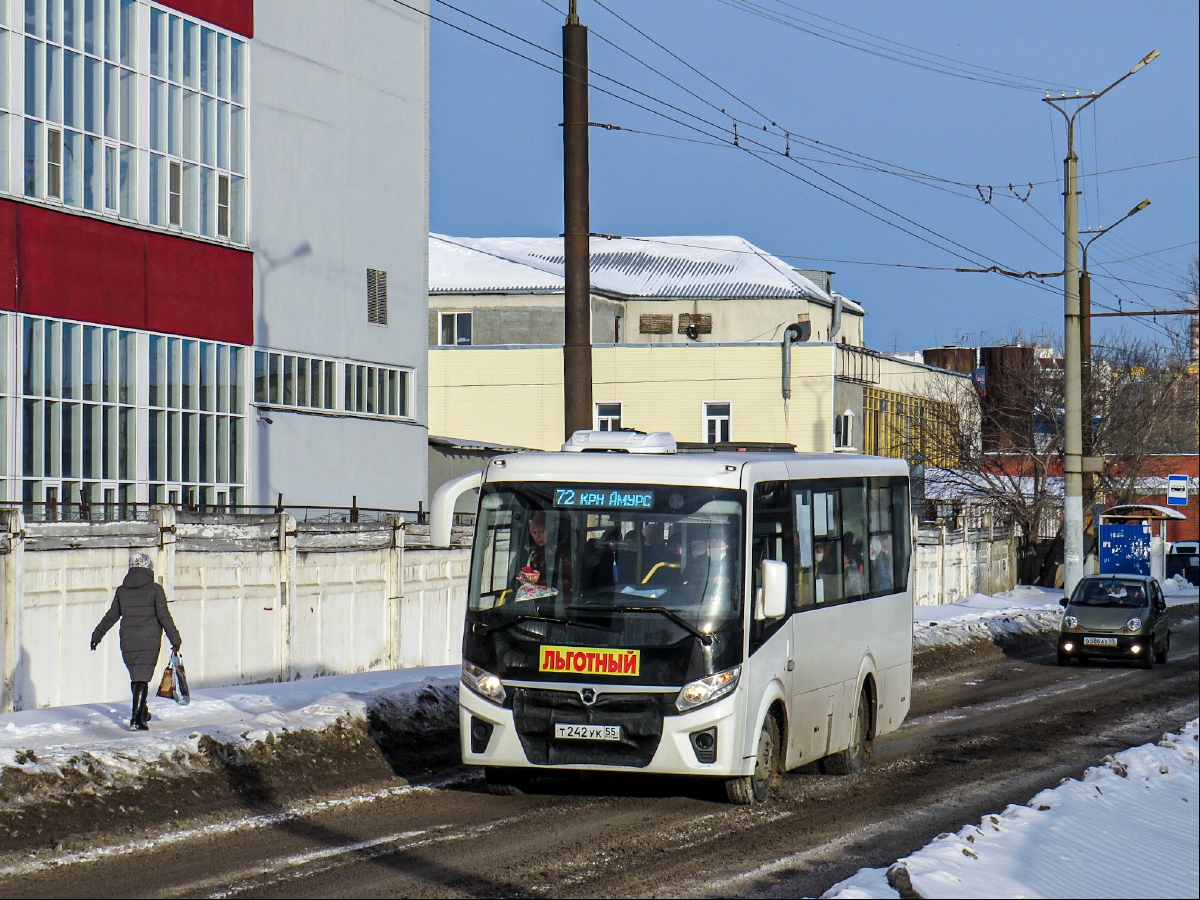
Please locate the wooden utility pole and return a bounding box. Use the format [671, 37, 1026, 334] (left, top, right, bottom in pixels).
[562, 0, 593, 439]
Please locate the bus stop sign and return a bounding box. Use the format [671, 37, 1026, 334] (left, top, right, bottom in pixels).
[1167, 474, 1189, 507]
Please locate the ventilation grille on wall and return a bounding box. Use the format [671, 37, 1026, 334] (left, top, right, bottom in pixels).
[639, 313, 673, 334]
[367, 269, 388, 325]
[677, 313, 712, 335]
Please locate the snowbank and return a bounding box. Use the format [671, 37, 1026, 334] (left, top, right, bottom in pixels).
[823, 719, 1200, 900]
[913, 585, 1064, 652]
[0, 667, 457, 806]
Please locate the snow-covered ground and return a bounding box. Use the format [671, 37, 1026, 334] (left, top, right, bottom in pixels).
[822, 719, 1200, 900]
[0, 667, 456, 781]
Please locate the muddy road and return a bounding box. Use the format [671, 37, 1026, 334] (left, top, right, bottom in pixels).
[2, 612, 1196, 899]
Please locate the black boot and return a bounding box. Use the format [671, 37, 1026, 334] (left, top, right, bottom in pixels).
[130, 682, 150, 731]
[140, 684, 152, 724]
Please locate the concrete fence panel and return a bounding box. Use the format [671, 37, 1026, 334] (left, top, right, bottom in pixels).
[914, 525, 1017, 606]
[0, 509, 473, 712]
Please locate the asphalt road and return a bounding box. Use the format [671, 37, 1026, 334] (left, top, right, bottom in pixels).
[2, 613, 1196, 899]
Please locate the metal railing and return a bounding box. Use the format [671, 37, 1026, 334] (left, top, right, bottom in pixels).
[2, 499, 477, 527]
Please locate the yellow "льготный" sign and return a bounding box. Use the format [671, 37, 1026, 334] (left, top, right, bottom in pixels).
[539, 646, 640, 676]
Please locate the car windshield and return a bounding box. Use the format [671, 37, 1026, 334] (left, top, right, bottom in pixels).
[1071, 578, 1149, 607]
[467, 481, 745, 646]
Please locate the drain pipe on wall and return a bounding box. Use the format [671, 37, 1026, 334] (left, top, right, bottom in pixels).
[781, 314, 812, 401]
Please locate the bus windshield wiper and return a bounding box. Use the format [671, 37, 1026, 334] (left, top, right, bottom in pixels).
[480, 614, 617, 635]
[604, 605, 715, 645]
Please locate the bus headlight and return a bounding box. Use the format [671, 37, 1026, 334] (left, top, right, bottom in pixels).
[676, 666, 741, 713]
[462, 661, 506, 705]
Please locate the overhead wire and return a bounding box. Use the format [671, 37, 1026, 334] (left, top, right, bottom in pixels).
[421, 0, 1187, 317]
[715, 0, 1070, 92]
[761, 0, 1075, 92]
[425, 0, 1038, 278]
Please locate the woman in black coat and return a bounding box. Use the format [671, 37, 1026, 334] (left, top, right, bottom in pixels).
[91, 553, 183, 731]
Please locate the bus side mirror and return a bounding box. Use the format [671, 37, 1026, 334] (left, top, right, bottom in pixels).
[757, 560, 788, 620]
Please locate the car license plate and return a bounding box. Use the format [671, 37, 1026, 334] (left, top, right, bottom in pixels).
[554, 723, 621, 741]
[1083, 636, 1118, 646]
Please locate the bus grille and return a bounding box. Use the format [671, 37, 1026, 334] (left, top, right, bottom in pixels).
[512, 688, 666, 768]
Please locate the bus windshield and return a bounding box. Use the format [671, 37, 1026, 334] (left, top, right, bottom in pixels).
[465, 482, 745, 683]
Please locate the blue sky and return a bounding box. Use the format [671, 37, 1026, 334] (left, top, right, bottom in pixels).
[427, 1, 1199, 352]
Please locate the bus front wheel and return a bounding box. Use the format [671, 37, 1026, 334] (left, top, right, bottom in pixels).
[821, 687, 872, 776]
[726, 714, 780, 804]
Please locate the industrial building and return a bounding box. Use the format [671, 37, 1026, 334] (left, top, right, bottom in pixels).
[1, 0, 430, 513]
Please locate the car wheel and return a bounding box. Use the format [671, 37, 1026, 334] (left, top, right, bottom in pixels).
[726, 714, 780, 804]
[821, 688, 873, 776]
[484, 766, 531, 796]
[1056, 651, 1070, 666]
[1155, 633, 1169, 664]
[1138, 647, 1155, 670]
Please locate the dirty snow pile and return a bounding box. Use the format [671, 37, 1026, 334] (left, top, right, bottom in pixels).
[0, 667, 457, 791]
[823, 719, 1200, 900]
[912, 585, 1065, 651]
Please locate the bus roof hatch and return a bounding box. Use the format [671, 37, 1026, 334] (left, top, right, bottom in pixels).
[561, 430, 677, 454]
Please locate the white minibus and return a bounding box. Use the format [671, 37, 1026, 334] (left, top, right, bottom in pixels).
[451, 430, 913, 803]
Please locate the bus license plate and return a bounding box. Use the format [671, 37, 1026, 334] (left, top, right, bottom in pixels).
[1082, 636, 1118, 646]
[554, 724, 621, 741]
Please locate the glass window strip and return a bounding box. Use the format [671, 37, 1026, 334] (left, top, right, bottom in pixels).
[5, 4, 248, 247]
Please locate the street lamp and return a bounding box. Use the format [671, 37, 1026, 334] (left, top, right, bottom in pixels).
[1043, 50, 1158, 597]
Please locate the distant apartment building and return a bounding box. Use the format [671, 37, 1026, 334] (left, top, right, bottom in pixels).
[1, 0, 430, 513]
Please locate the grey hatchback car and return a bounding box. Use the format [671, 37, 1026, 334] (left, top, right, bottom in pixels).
[1057, 574, 1170, 668]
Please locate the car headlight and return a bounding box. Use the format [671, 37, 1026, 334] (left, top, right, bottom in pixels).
[461, 661, 506, 705]
[1064, 615, 1079, 629]
[676, 666, 741, 713]
[1126, 618, 1142, 632]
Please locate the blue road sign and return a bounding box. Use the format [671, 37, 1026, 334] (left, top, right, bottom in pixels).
[1167, 474, 1188, 507]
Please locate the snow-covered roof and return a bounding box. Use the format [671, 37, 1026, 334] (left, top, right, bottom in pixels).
[430, 234, 564, 293]
[431, 234, 856, 310]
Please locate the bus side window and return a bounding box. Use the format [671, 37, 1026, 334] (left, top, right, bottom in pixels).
[869, 484, 895, 594]
[793, 488, 814, 609]
[752, 482, 793, 651]
[891, 479, 912, 591]
[812, 490, 842, 604]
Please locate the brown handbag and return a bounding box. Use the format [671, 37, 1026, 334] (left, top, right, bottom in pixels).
[156, 664, 175, 699]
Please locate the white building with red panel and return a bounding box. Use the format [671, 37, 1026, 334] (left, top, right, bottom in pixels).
[0, 0, 430, 512]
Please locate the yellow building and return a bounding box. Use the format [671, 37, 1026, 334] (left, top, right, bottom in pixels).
[429, 341, 964, 458]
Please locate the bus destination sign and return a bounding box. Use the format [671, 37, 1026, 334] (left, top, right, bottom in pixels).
[553, 488, 655, 509]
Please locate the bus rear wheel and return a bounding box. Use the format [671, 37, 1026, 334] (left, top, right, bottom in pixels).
[484, 766, 530, 795]
[726, 714, 779, 804]
[821, 687, 872, 776]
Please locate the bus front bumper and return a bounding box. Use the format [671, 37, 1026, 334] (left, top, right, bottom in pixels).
[459, 682, 747, 777]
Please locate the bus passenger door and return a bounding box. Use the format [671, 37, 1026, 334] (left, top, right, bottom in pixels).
[746, 483, 794, 763]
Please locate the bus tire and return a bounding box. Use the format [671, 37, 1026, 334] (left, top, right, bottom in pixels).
[484, 766, 530, 796]
[725, 714, 780, 805]
[821, 687, 872, 776]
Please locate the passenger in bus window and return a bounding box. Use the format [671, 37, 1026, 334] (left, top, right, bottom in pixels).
[843, 535, 867, 597]
[525, 510, 547, 581]
[870, 535, 893, 592]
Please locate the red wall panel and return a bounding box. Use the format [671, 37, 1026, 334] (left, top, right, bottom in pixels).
[1, 198, 253, 345]
[155, 0, 253, 37]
